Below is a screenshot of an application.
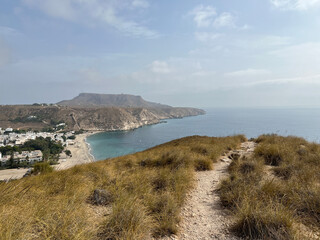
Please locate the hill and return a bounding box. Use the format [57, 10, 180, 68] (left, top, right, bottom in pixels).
[1, 135, 319, 239]
[57, 93, 171, 108]
[0, 105, 205, 131]
[0, 135, 245, 239]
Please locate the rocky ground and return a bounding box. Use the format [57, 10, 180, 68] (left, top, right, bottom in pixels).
[161, 141, 256, 240]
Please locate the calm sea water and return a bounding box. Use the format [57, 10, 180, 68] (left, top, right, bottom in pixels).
[86, 108, 320, 160]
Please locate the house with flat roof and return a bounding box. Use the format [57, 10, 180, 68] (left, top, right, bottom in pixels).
[0, 150, 43, 166]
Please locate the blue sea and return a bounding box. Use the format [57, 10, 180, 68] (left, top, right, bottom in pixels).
[86, 108, 320, 161]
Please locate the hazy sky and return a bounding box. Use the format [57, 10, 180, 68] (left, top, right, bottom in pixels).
[1, 0, 320, 107]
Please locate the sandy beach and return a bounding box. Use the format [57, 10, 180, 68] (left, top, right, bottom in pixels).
[55, 132, 97, 170]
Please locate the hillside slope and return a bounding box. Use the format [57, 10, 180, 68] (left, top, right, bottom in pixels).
[0, 135, 319, 239]
[0, 105, 205, 131]
[0, 135, 245, 240]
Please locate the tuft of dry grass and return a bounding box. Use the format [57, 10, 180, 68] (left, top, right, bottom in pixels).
[233, 200, 294, 240]
[219, 134, 320, 239]
[0, 135, 245, 240]
[99, 197, 155, 240]
[194, 157, 213, 171]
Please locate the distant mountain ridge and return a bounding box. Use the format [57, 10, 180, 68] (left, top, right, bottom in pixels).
[57, 93, 171, 108]
[0, 93, 205, 131]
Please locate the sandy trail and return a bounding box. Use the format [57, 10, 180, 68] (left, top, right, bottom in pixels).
[166, 141, 256, 240]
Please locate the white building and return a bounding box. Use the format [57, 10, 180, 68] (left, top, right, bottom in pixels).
[0, 150, 43, 166]
[66, 139, 74, 146]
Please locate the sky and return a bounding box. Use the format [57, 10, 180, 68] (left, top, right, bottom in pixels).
[1, 0, 320, 107]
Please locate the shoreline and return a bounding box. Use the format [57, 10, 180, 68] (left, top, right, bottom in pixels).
[84, 133, 96, 161]
[0, 114, 203, 180]
[55, 131, 98, 170]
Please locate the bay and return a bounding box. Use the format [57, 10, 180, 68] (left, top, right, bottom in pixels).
[86, 108, 320, 160]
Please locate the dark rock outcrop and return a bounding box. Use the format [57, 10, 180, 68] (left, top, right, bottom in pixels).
[91, 189, 113, 206]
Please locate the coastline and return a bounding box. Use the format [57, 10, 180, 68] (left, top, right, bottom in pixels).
[0, 114, 204, 180]
[55, 131, 97, 170]
[84, 134, 96, 161]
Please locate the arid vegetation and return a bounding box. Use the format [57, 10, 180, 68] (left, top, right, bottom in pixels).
[219, 134, 320, 239]
[0, 135, 244, 240]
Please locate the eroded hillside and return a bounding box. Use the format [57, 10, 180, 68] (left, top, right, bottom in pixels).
[0, 105, 205, 131]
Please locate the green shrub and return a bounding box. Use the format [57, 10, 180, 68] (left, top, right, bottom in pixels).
[255, 144, 283, 166]
[191, 145, 209, 155]
[100, 198, 154, 240]
[32, 162, 54, 174]
[194, 157, 212, 171]
[233, 201, 294, 240]
[148, 192, 179, 236]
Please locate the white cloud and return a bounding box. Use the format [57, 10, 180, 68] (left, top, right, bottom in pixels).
[225, 68, 271, 77]
[246, 74, 320, 86]
[240, 24, 251, 30]
[77, 68, 104, 84]
[23, 0, 77, 20]
[150, 61, 172, 74]
[231, 35, 291, 51]
[269, 42, 320, 74]
[213, 12, 236, 28]
[195, 32, 222, 42]
[270, 0, 320, 10]
[132, 0, 149, 8]
[270, 42, 320, 57]
[189, 5, 247, 32]
[22, 0, 158, 38]
[190, 5, 217, 27]
[192, 70, 216, 77]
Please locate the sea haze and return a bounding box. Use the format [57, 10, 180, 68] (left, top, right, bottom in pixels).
[87, 108, 320, 160]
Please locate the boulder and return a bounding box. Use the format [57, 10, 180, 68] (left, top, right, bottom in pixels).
[92, 189, 113, 206]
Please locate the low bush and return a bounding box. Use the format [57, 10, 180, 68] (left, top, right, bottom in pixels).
[233, 201, 294, 240]
[273, 165, 294, 180]
[148, 192, 180, 236]
[191, 145, 209, 155]
[100, 198, 154, 240]
[32, 161, 54, 174]
[194, 157, 213, 171]
[255, 144, 283, 166]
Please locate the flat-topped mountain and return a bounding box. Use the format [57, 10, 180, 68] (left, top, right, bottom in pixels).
[0, 93, 205, 131]
[57, 93, 171, 108]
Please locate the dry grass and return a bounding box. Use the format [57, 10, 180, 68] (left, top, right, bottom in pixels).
[219, 134, 320, 239]
[0, 135, 245, 240]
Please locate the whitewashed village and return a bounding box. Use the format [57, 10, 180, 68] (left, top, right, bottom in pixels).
[0, 124, 77, 168]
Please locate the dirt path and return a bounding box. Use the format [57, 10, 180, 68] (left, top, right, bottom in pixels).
[0, 168, 30, 181]
[166, 141, 256, 240]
